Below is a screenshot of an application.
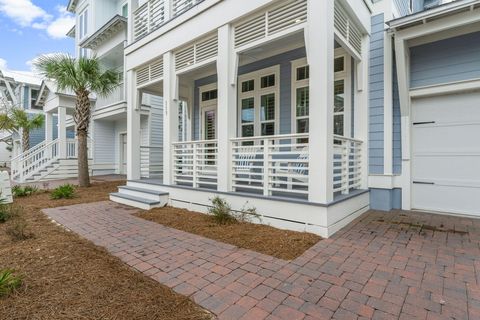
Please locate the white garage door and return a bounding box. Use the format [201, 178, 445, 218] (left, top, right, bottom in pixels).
[412, 91, 480, 216]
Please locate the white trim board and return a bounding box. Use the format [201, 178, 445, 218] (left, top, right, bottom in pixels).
[410, 78, 480, 98]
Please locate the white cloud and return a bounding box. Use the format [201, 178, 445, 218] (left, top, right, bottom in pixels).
[0, 0, 50, 27]
[0, 58, 7, 70]
[0, 2, 74, 39]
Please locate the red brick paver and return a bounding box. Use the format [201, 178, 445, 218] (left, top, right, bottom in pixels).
[44, 202, 480, 320]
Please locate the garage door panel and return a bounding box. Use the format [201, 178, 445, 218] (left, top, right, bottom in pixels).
[412, 124, 480, 152]
[412, 184, 480, 215]
[412, 91, 480, 217]
[413, 156, 480, 182]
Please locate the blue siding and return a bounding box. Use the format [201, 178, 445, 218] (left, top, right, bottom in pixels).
[392, 56, 402, 174]
[193, 47, 306, 140]
[370, 188, 402, 211]
[369, 14, 385, 174]
[410, 31, 480, 88]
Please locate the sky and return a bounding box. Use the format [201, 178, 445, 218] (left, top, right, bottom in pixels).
[0, 0, 75, 72]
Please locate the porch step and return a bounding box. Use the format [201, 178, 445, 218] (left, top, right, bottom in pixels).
[109, 193, 163, 210]
[118, 186, 168, 201]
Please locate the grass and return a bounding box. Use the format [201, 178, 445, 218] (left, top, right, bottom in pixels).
[0, 270, 22, 297]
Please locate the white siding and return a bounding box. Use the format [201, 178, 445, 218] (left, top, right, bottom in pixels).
[93, 120, 116, 164]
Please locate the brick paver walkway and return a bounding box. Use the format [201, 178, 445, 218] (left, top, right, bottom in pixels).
[44, 202, 480, 320]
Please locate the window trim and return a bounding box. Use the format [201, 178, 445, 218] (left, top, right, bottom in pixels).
[199, 83, 218, 140]
[290, 48, 352, 138]
[237, 65, 280, 138]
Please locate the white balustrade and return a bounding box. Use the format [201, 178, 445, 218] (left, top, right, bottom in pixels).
[333, 135, 363, 195]
[133, 0, 203, 41]
[231, 134, 310, 197]
[11, 139, 59, 182]
[95, 83, 124, 108]
[140, 145, 164, 178]
[172, 139, 218, 189]
[66, 137, 94, 159]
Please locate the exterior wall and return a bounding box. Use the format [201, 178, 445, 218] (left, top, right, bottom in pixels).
[370, 188, 402, 211]
[392, 56, 402, 174]
[410, 31, 480, 88]
[93, 120, 116, 166]
[147, 94, 164, 147]
[369, 14, 385, 175]
[0, 141, 10, 165]
[193, 47, 306, 140]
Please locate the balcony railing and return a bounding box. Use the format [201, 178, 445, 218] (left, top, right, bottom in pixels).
[333, 135, 363, 195]
[66, 138, 94, 159]
[133, 0, 203, 41]
[173, 139, 218, 188]
[95, 83, 125, 109]
[231, 134, 310, 198]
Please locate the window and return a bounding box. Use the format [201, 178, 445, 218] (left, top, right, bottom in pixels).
[238, 66, 280, 139]
[201, 89, 217, 102]
[292, 59, 310, 138]
[122, 3, 128, 17]
[78, 8, 88, 40]
[334, 80, 345, 136]
[334, 56, 345, 73]
[30, 89, 40, 109]
[333, 53, 350, 137]
[199, 85, 217, 141]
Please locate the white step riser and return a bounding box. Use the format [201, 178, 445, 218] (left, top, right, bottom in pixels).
[127, 181, 165, 192]
[118, 188, 161, 201]
[109, 195, 154, 210]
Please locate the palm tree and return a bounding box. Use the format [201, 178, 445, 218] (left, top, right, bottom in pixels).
[0, 108, 44, 152]
[34, 54, 120, 187]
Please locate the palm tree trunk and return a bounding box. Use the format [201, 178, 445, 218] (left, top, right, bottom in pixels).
[75, 91, 91, 187]
[22, 128, 29, 153]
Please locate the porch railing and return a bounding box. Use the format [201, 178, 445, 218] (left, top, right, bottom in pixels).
[333, 135, 363, 195]
[66, 138, 94, 159]
[133, 0, 203, 41]
[95, 83, 124, 108]
[172, 139, 218, 189]
[140, 145, 164, 178]
[231, 134, 310, 198]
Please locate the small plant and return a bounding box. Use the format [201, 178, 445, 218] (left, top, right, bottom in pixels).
[208, 197, 261, 225]
[0, 269, 22, 297]
[50, 184, 75, 200]
[12, 185, 38, 197]
[6, 216, 34, 241]
[0, 197, 16, 223]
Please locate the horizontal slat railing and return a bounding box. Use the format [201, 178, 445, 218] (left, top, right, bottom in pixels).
[231, 133, 309, 197]
[333, 135, 363, 195]
[140, 145, 164, 178]
[172, 139, 218, 189]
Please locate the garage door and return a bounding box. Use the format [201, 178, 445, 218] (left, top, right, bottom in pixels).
[412, 91, 480, 216]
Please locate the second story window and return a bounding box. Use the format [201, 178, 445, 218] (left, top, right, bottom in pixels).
[79, 8, 88, 40]
[30, 89, 41, 110]
[122, 3, 128, 18]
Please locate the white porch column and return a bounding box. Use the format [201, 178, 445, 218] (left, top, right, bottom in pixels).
[127, 70, 142, 180]
[45, 112, 53, 143]
[162, 51, 179, 185]
[306, 0, 335, 203]
[216, 24, 237, 192]
[57, 107, 67, 158]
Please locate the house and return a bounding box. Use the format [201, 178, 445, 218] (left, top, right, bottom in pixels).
[0, 69, 65, 170]
[66, 0, 163, 179]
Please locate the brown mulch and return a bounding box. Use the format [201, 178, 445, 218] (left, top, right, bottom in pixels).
[0, 181, 212, 320]
[136, 207, 322, 261]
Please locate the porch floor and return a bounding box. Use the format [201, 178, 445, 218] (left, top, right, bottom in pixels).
[44, 202, 480, 319]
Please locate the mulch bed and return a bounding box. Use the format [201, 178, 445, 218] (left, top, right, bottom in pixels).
[0, 181, 212, 320]
[136, 207, 322, 261]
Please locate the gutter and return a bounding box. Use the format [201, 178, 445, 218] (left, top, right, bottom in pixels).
[388, 0, 480, 30]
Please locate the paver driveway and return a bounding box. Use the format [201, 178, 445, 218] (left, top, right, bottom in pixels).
[44, 202, 480, 320]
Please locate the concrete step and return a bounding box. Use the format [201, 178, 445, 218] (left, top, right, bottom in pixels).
[118, 186, 168, 202]
[109, 192, 166, 210]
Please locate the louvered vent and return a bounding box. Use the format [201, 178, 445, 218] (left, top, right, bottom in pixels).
[175, 45, 195, 71]
[136, 66, 150, 86]
[149, 0, 166, 31]
[334, 3, 363, 55]
[234, 0, 307, 49]
[268, 0, 307, 35]
[196, 36, 218, 63]
[234, 15, 266, 48]
[136, 59, 164, 86]
[150, 59, 164, 80]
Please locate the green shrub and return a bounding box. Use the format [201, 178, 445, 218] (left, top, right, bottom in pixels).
[0, 269, 22, 297]
[12, 185, 38, 197]
[50, 184, 75, 200]
[208, 197, 260, 225]
[6, 216, 33, 241]
[0, 204, 12, 223]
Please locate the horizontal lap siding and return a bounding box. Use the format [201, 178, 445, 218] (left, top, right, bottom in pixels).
[410, 31, 480, 88]
[193, 48, 307, 140]
[369, 14, 385, 175]
[392, 56, 402, 174]
[93, 120, 116, 164]
[149, 95, 164, 147]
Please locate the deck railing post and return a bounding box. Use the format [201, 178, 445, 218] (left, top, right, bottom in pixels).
[263, 138, 270, 196]
[192, 143, 198, 188]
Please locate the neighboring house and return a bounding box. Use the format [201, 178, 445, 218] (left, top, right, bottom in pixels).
[66, 0, 163, 178]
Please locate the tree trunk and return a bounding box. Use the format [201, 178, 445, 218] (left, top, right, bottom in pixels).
[22, 128, 29, 153]
[74, 90, 91, 187]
